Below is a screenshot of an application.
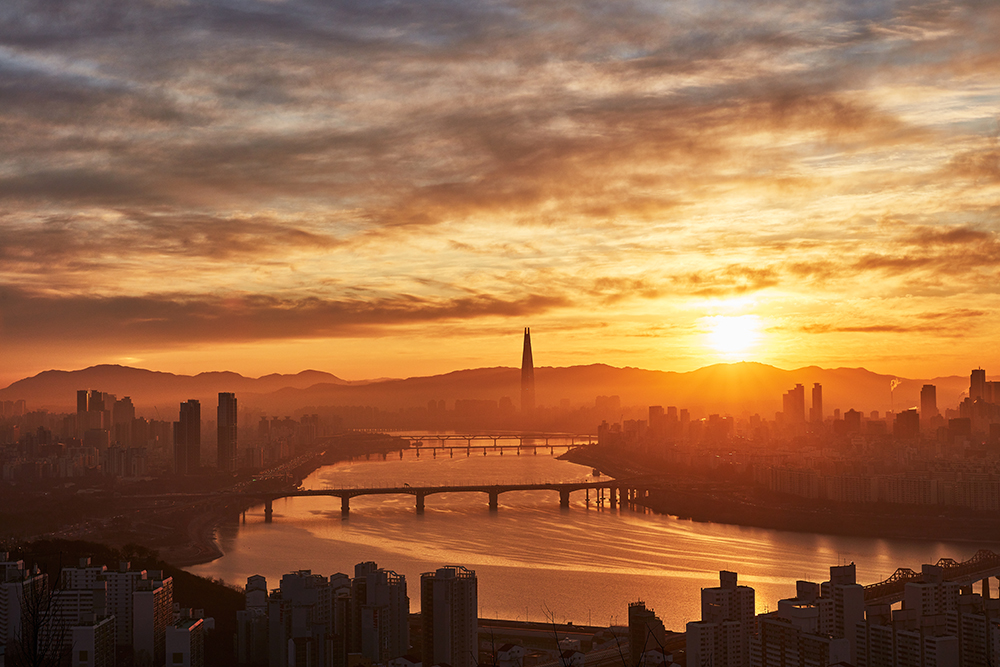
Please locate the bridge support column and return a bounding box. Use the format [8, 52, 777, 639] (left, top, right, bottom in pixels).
[416, 493, 425, 514]
[560, 490, 570, 508]
[264, 499, 273, 523]
[586, 489, 590, 505]
[489, 491, 499, 511]
[985, 577, 991, 599]
[341, 496, 350, 515]
[609, 487, 618, 509]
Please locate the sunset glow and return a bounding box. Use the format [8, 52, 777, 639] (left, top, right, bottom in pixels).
[2, 0, 1000, 384]
[706, 316, 763, 358]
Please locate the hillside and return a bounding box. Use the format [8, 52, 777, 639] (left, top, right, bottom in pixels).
[0, 361, 972, 418]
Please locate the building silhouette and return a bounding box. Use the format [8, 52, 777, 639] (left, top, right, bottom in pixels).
[352, 562, 409, 663]
[920, 384, 939, 418]
[217, 392, 238, 472]
[783, 384, 806, 423]
[521, 328, 535, 413]
[629, 601, 667, 666]
[421, 566, 478, 667]
[174, 399, 201, 475]
[810, 383, 823, 423]
[971, 368, 986, 401]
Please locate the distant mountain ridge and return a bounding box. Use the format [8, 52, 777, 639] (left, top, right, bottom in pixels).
[0, 365, 351, 412]
[0, 361, 972, 418]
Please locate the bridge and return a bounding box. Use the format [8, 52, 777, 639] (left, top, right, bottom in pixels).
[386, 432, 597, 458]
[258, 477, 654, 521]
[864, 549, 1000, 605]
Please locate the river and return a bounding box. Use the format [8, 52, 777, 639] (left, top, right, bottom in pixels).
[187, 447, 998, 631]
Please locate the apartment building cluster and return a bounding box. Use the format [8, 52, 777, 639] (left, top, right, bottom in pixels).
[236, 563, 477, 667]
[0, 553, 212, 667]
[682, 563, 1000, 667]
[0, 392, 169, 482]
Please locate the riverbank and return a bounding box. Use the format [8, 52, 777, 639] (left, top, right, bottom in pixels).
[560, 445, 1000, 545]
[163, 432, 414, 566]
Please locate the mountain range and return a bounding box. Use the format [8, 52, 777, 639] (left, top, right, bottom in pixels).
[0, 362, 972, 420]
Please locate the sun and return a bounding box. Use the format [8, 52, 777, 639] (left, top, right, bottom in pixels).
[704, 315, 762, 357]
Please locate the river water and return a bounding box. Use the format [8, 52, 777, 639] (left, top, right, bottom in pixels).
[187, 447, 997, 631]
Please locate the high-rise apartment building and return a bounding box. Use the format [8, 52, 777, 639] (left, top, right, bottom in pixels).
[217, 392, 238, 472]
[174, 399, 201, 475]
[421, 566, 478, 667]
[820, 563, 865, 663]
[521, 328, 535, 413]
[783, 384, 806, 423]
[810, 383, 823, 423]
[134, 573, 174, 665]
[357, 565, 409, 662]
[629, 601, 667, 667]
[687, 571, 755, 667]
[268, 570, 336, 667]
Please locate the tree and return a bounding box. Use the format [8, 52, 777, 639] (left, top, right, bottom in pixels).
[7, 568, 71, 667]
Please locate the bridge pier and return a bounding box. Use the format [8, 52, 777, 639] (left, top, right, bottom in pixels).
[560, 490, 570, 508]
[985, 577, 991, 599]
[341, 496, 350, 515]
[416, 493, 425, 514]
[399, 451, 403, 459]
[489, 491, 499, 511]
[586, 488, 590, 505]
[609, 487, 618, 509]
[264, 499, 273, 523]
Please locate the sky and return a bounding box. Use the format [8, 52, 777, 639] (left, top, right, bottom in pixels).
[1, 0, 999, 386]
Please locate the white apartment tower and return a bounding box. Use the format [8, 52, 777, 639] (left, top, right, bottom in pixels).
[686, 571, 755, 667]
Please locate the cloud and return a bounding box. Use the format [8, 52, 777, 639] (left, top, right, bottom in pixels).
[0, 286, 571, 346]
[2, 0, 1000, 371]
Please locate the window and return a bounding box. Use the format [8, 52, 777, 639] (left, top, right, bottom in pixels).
[173, 652, 185, 664]
[78, 650, 89, 662]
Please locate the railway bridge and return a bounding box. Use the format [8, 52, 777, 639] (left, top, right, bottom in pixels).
[864, 550, 1000, 605]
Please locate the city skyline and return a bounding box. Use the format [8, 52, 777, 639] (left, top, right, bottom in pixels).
[2, 0, 1000, 387]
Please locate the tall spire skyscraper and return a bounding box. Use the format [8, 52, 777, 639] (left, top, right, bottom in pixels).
[521, 327, 535, 412]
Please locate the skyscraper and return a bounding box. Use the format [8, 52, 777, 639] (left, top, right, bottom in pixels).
[521, 327, 535, 413]
[782, 384, 806, 423]
[686, 571, 755, 667]
[810, 383, 823, 423]
[174, 400, 201, 475]
[217, 392, 238, 472]
[920, 384, 938, 418]
[421, 566, 478, 667]
[971, 368, 986, 401]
